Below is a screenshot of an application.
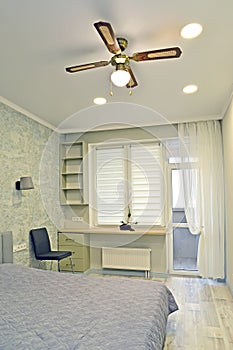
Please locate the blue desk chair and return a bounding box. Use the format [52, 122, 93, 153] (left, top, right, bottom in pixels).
[30, 227, 74, 273]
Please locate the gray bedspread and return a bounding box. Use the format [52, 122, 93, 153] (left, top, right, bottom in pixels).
[0, 264, 178, 350]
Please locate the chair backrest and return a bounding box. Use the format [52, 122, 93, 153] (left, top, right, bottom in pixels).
[30, 227, 51, 258]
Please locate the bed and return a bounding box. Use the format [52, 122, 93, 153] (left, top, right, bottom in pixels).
[0, 233, 178, 350]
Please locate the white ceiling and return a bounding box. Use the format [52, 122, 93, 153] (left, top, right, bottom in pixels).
[0, 0, 233, 132]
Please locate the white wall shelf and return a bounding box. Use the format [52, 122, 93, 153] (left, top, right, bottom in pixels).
[60, 141, 88, 206]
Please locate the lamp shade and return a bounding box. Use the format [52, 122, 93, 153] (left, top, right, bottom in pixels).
[16, 176, 34, 190]
[111, 68, 130, 87]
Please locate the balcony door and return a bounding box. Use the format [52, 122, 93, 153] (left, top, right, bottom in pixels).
[169, 167, 200, 275]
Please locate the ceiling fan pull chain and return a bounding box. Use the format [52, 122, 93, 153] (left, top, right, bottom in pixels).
[129, 81, 132, 95]
[110, 81, 113, 96]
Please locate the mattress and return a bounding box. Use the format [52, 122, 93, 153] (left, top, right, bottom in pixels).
[0, 264, 178, 350]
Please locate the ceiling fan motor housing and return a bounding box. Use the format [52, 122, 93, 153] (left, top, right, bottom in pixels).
[111, 54, 130, 68]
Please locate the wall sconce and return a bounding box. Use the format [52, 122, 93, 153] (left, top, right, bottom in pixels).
[15, 177, 34, 190]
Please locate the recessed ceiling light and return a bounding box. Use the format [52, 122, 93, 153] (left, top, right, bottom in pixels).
[183, 84, 198, 94]
[93, 97, 107, 105]
[181, 23, 203, 39]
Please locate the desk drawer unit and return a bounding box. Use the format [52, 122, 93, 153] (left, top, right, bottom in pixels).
[58, 233, 90, 272]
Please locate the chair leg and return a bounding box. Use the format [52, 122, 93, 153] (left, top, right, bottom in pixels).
[50, 261, 53, 271]
[58, 260, 61, 272]
[70, 257, 74, 273]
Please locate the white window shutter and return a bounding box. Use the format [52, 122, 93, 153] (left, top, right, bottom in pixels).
[130, 143, 163, 225]
[96, 147, 125, 225]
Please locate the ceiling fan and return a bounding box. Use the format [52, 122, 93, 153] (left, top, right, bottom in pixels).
[65, 21, 182, 89]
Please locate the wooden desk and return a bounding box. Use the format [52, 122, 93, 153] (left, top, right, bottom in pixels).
[57, 227, 167, 273]
[58, 226, 166, 236]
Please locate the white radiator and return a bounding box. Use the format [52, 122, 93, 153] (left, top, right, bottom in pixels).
[102, 247, 151, 277]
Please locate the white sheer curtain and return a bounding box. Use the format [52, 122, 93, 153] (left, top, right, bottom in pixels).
[178, 121, 225, 279]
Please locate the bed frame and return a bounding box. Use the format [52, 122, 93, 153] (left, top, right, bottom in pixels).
[0, 230, 178, 350]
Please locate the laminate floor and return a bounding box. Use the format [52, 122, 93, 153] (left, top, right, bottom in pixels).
[89, 272, 233, 349]
[164, 276, 233, 350]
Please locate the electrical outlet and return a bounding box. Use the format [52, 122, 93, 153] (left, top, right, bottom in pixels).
[72, 216, 83, 222]
[13, 243, 27, 253]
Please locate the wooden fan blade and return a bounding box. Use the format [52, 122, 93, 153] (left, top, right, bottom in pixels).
[65, 60, 109, 73]
[94, 21, 121, 54]
[131, 47, 182, 62]
[126, 67, 138, 88]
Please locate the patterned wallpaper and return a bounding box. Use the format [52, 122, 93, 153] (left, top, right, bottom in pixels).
[0, 102, 60, 267]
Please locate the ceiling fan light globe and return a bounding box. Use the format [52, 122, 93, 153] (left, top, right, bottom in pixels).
[111, 70, 130, 87]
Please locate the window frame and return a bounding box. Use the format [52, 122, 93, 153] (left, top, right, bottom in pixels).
[88, 139, 166, 228]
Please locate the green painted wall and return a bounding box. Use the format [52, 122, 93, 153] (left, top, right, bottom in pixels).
[0, 102, 58, 266]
